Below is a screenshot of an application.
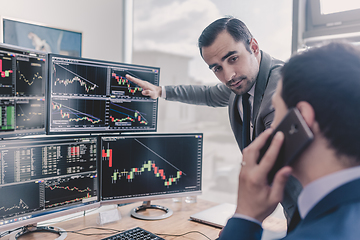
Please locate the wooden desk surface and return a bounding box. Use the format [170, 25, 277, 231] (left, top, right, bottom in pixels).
[10, 198, 221, 240]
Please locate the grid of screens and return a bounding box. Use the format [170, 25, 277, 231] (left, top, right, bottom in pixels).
[100, 133, 203, 204]
[48, 54, 159, 134]
[0, 44, 47, 138]
[0, 136, 98, 231]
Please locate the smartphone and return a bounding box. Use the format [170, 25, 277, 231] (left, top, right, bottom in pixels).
[257, 108, 314, 184]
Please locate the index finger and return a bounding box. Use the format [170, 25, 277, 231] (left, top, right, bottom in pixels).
[126, 74, 146, 87]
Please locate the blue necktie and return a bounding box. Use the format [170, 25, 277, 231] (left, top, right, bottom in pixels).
[242, 93, 251, 149]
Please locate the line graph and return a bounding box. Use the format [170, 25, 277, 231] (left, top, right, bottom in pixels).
[55, 64, 98, 93]
[18, 71, 42, 86]
[52, 62, 107, 96]
[51, 99, 106, 128]
[44, 174, 96, 209]
[47, 185, 91, 193]
[0, 182, 40, 218]
[0, 199, 29, 212]
[16, 99, 45, 130]
[16, 59, 44, 97]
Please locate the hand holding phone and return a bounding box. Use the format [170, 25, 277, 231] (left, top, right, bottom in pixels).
[258, 108, 314, 184]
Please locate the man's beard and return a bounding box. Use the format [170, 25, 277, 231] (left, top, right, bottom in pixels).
[227, 76, 256, 95]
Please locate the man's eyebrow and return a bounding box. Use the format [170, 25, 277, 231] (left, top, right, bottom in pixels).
[221, 51, 237, 62]
[208, 50, 238, 70]
[209, 63, 218, 70]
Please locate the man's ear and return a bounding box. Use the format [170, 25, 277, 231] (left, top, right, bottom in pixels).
[296, 101, 315, 128]
[250, 38, 260, 55]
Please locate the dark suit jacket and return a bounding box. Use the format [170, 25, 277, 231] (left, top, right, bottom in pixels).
[219, 177, 360, 240]
[165, 51, 282, 151]
[165, 51, 301, 220]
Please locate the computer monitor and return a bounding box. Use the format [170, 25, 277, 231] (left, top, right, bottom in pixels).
[0, 136, 99, 236]
[48, 54, 159, 134]
[100, 133, 202, 220]
[0, 43, 47, 138]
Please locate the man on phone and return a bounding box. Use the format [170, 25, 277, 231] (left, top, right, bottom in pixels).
[127, 17, 301, 221]
[219, 41, 360, 239]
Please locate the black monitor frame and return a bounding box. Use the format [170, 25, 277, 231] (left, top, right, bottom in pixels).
[0, 43, 47, 139]
[47, 54, 159, 135]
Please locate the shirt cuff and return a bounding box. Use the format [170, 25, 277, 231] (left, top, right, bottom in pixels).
[161, 86, 166, 99]
[232, 213, 262, 226]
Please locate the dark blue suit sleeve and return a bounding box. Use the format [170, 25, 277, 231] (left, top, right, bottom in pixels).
[219, 218, 263, 240]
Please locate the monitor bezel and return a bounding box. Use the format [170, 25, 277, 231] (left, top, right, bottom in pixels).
[46, 53, 159, 135]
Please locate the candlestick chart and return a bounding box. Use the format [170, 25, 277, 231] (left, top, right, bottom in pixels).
[52, 62, 107, 96]
[101, 135, 202, 201]
[0, 56, 14, 96]
[111, 71, 144, 98]
[51, 99, 106, 129]
[16, 58, 45, 97]
[109, 100, 156, 130]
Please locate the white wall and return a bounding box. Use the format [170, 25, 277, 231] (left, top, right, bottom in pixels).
[0, 0, 124, 62]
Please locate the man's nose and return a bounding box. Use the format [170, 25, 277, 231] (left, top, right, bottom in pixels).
[224, 67, 236, 83]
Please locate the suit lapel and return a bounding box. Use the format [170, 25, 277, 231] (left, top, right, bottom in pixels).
[252, 51, 272, 138]
[229, 93, 243, 149]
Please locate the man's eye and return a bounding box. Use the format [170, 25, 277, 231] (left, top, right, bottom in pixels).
[213, 66, 222, 73]
[230, 56, 238, 62]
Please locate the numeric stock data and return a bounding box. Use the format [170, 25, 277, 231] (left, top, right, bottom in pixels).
[0, 136, 98, 226]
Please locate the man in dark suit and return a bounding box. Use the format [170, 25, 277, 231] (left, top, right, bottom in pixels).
[219, 41, 360, 239]
[127, 17, 300, 220]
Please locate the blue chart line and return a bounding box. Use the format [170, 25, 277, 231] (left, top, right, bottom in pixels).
[52, 101, 101, 124]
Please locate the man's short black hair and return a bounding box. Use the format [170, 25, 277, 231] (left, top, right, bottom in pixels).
[198, 17, 253, 56]
[280, 42, 360, 161]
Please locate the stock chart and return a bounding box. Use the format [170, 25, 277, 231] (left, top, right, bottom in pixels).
[101, 135, 202, 200]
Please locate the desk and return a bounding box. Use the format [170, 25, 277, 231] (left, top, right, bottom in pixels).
[9, 198, 221, 240]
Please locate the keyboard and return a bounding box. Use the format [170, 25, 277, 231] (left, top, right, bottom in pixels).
[101, 227, 164, 240]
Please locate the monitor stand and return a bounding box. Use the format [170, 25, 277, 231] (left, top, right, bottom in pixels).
[9, 224, 67, 240]
[130, 201, 173, 220]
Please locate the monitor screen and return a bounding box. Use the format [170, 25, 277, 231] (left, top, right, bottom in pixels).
[0, 44, 47, 138]
[100, 133, 202, 204]
[0, 136, 99, 232]
[48, 54, 159, 134]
